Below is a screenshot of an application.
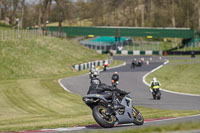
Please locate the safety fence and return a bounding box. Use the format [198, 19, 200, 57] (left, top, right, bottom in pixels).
[0, 29, 67, 40]
[72, 59, 112, 71]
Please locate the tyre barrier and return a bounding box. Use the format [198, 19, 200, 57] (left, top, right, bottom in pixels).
[72, 59, 112, 71]
[97, 50, 163, 55]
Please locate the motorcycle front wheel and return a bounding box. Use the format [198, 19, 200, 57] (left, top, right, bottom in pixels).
[132, 106, 144, 125]
[92, 105, 116, 128]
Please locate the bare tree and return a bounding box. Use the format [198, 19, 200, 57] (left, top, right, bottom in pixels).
[20, 0, 25, 28]
[10, 0, 19, 25]
[2, 0, 9, 23]
[38, 0, 52, 30]
[0, 0, 2, 20]
[54, 0, 74, 32]
[192, 0, 200, 30]
[170, 0, 176, 27]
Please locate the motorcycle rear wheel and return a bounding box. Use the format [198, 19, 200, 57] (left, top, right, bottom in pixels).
[92, 105, 115, 128]
[132, 106, 144, 125]
[153, 94, 156, 100]
[157, 94, 161, 100]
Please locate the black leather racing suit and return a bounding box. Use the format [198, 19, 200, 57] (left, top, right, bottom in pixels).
[87, 78, 127, 109]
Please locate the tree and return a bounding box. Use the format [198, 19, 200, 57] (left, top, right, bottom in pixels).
[54, 0, 75, 32]
[20, 0, 25, 28]
[10, 0, 19, 25]
[0, 0, 2, 19]
[38, 0, 52, 30]
[76, 0, 91, 26]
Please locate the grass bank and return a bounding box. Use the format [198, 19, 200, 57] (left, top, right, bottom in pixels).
[146, 58, 200, 95]
[0, 36, 107, 131]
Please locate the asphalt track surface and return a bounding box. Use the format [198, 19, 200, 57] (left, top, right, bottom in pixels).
[60, 56, 200, 110]
[56, 56, 200, 133]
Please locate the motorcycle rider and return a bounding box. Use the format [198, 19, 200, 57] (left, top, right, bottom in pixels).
[131, 58, 137, 69]
[90, 67, 99, 83]
[103, 61, 108, 71]
[89, 65, 95, 78]
[111, 72, 119, 87]
[89, 65, 99, 79]
[110, 72, 127, 110]
[87, 72, 127, 112]
[149, 77, 161, 93]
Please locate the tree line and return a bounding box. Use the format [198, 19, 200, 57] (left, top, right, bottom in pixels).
[0, 0, 200, 30]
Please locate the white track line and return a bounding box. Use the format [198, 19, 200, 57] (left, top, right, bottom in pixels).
[58, 79, 71, 93]
[41, 127, 86, 132]
[143, 59, 200, 97]
[144, 114, 200, 123]
[58, 62, 126, 93]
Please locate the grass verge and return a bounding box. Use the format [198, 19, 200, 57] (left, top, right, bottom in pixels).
[89, 120, 200, 133]
[146, 58, 200, 95]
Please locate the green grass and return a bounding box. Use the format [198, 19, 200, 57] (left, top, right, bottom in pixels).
[0, 22, 12, 29]
[89, 121, 200, 133]
[123, 39, 183, 51]
[0, 26, 11, 30]
[0, 36, 107, 131]
[136, 106, 200, 119]
[146, 58, 200, 95]
[0, 37, 107, 80]
[159, 41, 175, 50]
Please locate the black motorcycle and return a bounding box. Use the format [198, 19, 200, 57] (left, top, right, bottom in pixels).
[131, 60, 137, 69]
[83, 81, 144, 128]
[103, 65, 108, 71]
[136, 60, 143, 67]
[152, 88, 161, 100]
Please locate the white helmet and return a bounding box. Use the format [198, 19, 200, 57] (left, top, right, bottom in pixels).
[153, 77, 157, 82]
[93, 69, 99, 76]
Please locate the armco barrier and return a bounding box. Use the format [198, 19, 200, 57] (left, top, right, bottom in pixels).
[72, 59, 112, 71]
[97, 50, 162, 55]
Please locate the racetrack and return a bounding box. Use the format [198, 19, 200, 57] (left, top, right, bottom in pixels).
[56, 55, 200, 132]
[60, 56, 200, 110]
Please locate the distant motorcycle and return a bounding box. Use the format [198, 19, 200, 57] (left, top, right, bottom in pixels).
[131, 59, 143, 69]
[83, 91, 144, 128]
[152, 88, 161, 100]
[103, 64, 108, 71]
[136, 60, 143, 67]
[131, 59, 137, 69]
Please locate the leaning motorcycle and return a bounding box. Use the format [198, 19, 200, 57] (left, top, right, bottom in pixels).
[152, 88, 161, 100]
[82, 92, 144, 128]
